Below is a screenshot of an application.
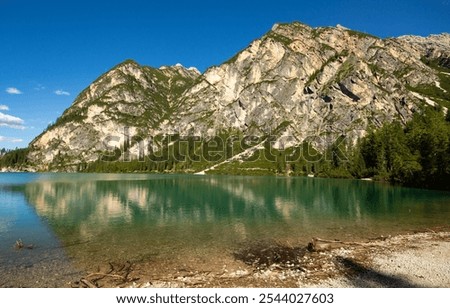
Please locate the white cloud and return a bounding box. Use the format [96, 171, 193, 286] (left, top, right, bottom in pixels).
[0, 136, 23, 143]
[0, 111, 25, 129]
[0, 105, 9, 111]
[54, 90, 70, 96]
[34, 84, 46, 91]
[6, 87, 22, 95]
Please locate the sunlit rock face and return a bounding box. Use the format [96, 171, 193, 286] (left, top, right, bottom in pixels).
[28, 23, 450, 169]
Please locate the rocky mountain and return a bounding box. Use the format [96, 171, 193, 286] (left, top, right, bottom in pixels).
[29, 61, 200, 167]
[27, 22, 450, 172]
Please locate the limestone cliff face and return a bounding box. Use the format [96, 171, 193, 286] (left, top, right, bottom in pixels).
[29, 61, 200, 167]
[28, 22, 450, 169]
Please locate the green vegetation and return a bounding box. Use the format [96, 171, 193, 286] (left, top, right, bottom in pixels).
[320, 43, 335, 52]
[348, 107, 450, 189]
[51, 107, 88, 128]
[367, 62, 387, 77]
[0, 148, 30, 169]
[3, 107, 450, 190]
[311, 27, 334, 39]
[346, 29, 379, 40]
[334, 58, 354, 83]
[306, 68, 321, 86]
[368, 45, 385, 50]
[310, 25, 380, 40]
[310, 28, 323, 39]
[224, 53, 241, 65]
[306, 50, 350, 86]
[265, 32, 293, 46]
[414, 56, 450, 108]
[3, 48, 450, 190]
[393, 66, 414, 79]
[421, 57, 450, 73]
[406, 80, 450, 109]
[85, 107, 450, 190]
[277, 21, 308, 29]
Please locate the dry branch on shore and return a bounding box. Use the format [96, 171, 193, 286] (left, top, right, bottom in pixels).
[74, 261, 139, 288]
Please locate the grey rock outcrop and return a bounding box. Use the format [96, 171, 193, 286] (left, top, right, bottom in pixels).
[28, 22, 450, 169]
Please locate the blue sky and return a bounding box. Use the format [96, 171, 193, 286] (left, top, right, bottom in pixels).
[0, 0, 449, 149]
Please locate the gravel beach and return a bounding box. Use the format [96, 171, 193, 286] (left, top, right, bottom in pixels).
[123, 230, 450, 288]
[306, 231, 450, 288]
[2, 230, 448, 288]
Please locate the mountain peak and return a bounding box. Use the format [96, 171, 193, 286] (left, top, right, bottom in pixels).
[336, 24, 349, 30]
[27, 21, 450, 170]
[159, 63, 201, 76]
[114, 59, 141, 69]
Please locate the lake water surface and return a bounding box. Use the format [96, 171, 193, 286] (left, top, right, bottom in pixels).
[1, 173, 449, 283]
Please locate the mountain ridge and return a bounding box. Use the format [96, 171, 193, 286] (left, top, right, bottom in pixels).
[17, 21, 450, 173]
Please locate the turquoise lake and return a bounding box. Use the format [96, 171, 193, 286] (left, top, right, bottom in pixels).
[1, 173, 449, 281]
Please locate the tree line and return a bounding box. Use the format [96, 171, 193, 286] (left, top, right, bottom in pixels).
[1, 106, 449, 190]
[317, 106, 450, 190]
[0, 148, 29, 169]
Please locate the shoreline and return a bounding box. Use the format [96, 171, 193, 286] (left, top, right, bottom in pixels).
[71, 229, 449, 288]
[2, 170, 450, 193]
[1, 229, 448, 288]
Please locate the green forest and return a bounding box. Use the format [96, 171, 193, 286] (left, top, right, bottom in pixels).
[0, 148, 29, 169]
[1, 106, 450, 190]
[321, 106, 450, 190]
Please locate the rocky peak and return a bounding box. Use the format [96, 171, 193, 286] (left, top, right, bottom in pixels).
[159, 63, 201, 78]
[398, 33, 450, 48]
[27, 21, 450, 170]
[397, 33, 450, 68]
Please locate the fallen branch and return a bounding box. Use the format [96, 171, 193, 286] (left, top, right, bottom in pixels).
[75, 261, 136, 287]
[308, 237, 382, 252]
[312, 238, 344, 244]
[85, 273, 128, 281]
[80, 278, 97, 288]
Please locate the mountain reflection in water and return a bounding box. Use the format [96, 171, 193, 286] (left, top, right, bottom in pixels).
[20, 174, 450, 268]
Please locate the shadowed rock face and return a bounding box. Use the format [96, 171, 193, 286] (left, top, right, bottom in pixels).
[28, 22, 450, 170]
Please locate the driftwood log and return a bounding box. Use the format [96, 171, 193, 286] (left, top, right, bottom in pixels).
[307, 237, 382, 252]
[75, 261, 138, 288]
[80, 278, 97, 288]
